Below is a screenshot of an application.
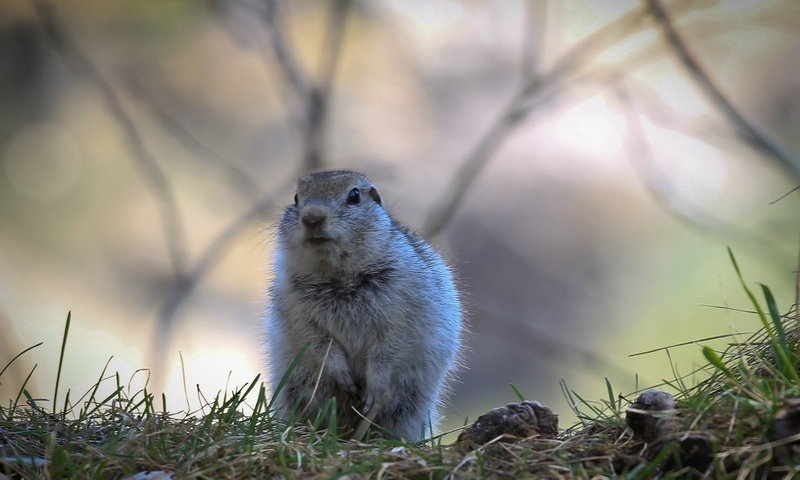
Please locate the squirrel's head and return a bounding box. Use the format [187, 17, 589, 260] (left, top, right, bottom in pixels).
[278, 170, 392, 272]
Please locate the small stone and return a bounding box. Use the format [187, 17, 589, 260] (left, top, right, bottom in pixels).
[627, 390, 712, 474]
[666, 435, 713, 473]
[456, 400, 558, 452]
[772, 398, 800, 465]
[626, 390, 677, 441]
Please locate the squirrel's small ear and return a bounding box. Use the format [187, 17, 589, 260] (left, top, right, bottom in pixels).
[369, 186, 382, 205]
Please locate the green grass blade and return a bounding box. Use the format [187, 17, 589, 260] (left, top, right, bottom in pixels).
[82, 387, 125, 419]
[78, 356, 114, 417]
[702, 346, 734, 380]
[761, 283, 788, 346]
[240, 374, 262, 401]
[760, 283, 800, 381]
[0, 342, 43, 380]
[604, 377, 614, 406]
[509, 383, 525, 402]
[23, 388, 43, 414]
[560, 379, 583, 423]
[13, 365, 38, 411]
[727, 249, 798, 382]
[728, 248, 771, 334]
[267, 343, 310, 411]
[53, 311, 71, 416]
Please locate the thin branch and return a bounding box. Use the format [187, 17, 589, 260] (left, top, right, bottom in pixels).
[617, 83, 733, 229]
[520, 0, 548, 81]
[146, 0, 353, 369]
[475, 303, 635, 381]
[421, 97, 528, 238]
[238, 0, 350, 170]
[261, 0, 313, 100]
[614, 82, 792, 268]
[519, 2, 652, 99]
[421, 65, 612, 238]
[215, 0, 305, 140]
[156, 195, 275, 328]
[647, 0, 800, 179]
[301, 0, 351, 170]
[422, 3, 658, 237]
[31, 0, 188, 276]
[770, 185, 800, 205]
[149, 183, 291, 379]
[126, 80, 265, 203]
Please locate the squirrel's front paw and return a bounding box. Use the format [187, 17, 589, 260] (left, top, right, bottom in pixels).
[361, 389, 389, 418]
[361, 392, 376, 417]
[330, 368, 359, 395]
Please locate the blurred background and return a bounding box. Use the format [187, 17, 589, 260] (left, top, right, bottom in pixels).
[0, 0, 798, 431]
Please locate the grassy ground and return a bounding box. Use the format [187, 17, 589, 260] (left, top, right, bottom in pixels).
[1, 250, 799, 479]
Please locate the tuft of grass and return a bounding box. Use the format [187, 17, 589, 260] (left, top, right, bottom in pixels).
[2, 250, 799, 478]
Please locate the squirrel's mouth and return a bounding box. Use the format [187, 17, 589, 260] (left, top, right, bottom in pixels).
[304, 236, 335, 246]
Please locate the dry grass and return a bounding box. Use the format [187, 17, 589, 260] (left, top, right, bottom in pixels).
[1, 387, 795, 479]
[3, 252, 800, 479]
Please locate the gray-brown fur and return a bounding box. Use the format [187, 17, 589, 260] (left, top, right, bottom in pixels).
[265, 170, 462, 440]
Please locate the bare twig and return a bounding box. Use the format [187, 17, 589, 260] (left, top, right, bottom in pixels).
[475, 303, 633, 380]
[151, 184, 291, 377]
[421, 97, 516, 238]
[220, 0, 315, 156]
[424, 0, 796, 237]
[126, 80, 265, 203]
[145, 0, 353, 371]
[422, 2, 661, 237]
[31, 0, 188, 276]
[215, 0, 305, 138]
[261, 0, 313, 100]
[148, 0, 351, 359]
[615, 83, 732, 230]
[156, 195, 274, 329]
[301, 0, 351, 170]
[614, 82, 791, 268]
[520, 0, 548, 81]
[422, 91, 567, 238]
[647, 0, 800, 179]
[770, 185, 800, 205]
[259, 0, 350, 170]
[517, 1, 655, 101]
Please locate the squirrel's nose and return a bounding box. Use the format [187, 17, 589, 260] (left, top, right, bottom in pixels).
[301, 209, 327, 229]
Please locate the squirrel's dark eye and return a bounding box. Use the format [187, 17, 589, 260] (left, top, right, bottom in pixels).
[347, 188, 361, 205]
[293, 194, 298, 206]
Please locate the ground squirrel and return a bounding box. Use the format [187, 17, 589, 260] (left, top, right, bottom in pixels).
[265, 170, 462, 441]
